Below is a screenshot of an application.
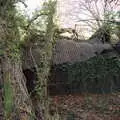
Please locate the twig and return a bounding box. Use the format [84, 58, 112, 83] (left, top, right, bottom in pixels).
[19, 0, 28, 8]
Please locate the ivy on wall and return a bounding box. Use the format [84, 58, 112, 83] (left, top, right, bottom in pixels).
[53, 55, 120, 94]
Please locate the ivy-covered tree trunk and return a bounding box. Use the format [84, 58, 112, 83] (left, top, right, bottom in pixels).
[0, 1, 34, 119]
[32, 1, 60, 120]
[2, 56, 33, 119]
[0, 59, 3, 120]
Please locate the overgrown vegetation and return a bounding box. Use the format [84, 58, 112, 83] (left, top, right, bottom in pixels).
[53, 55, 120, 94]
[22, 0, 59, 119]
[0, 0, 58, 119]
[0, 0, 26, 119]
[0, 0, 119, 119]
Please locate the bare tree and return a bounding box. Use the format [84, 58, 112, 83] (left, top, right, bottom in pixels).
[78, 0, 119, 31]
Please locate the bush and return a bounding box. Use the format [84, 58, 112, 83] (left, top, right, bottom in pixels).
[52, 55, 120, 94]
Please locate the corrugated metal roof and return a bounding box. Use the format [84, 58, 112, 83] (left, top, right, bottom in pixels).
[52, 39, 112, 64]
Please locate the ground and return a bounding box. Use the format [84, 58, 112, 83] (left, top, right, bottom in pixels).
[52, 92, 120, 120]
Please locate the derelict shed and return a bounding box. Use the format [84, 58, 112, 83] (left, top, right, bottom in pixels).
[22, 27, 120, 96]
[48, 39, 120, 95]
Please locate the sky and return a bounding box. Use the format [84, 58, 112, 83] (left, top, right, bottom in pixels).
[18, 0, 119, 25]
[17, 0, 120, 38]
[17, 0, 44, 17]
[17, 0, 92, 36]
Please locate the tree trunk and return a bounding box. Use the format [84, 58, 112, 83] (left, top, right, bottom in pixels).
[0, 16, 35, 119]
[2, 55, 34, 119]
[0, 1, 44, 119]
[0, 59, 4, 120]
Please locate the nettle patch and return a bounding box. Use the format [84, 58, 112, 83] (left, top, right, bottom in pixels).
[50, 56, 120, 94]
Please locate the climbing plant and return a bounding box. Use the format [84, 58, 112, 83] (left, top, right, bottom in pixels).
[52, 55, 120, 94]
[0, 0, 34, 119]
[22, 0, 59, 119]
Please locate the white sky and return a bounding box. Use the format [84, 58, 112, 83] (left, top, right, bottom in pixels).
[18, 0, 119, 25]
[17, 0, 44, 17]
[17, 0, 120, 38]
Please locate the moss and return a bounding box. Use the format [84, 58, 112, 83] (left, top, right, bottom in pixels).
[4, 73, 14, 119]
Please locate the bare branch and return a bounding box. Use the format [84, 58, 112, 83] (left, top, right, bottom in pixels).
[78, 0, 119, 31]
[19, 0, 27, 8]
[26, 12, 48, 30]
[77, 19, 119, 23]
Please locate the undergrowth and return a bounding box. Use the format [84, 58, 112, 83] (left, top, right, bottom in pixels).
[53, 55, 120, 94]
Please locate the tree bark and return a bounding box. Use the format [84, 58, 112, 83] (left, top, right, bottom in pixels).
[2, 56, 34, 119]
[0, 59, 4, 120]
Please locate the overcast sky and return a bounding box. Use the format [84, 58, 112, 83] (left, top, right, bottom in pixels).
[18, 0, 119, 25]
[17, 0, 44, 17]
[17, 0, 120, 38]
